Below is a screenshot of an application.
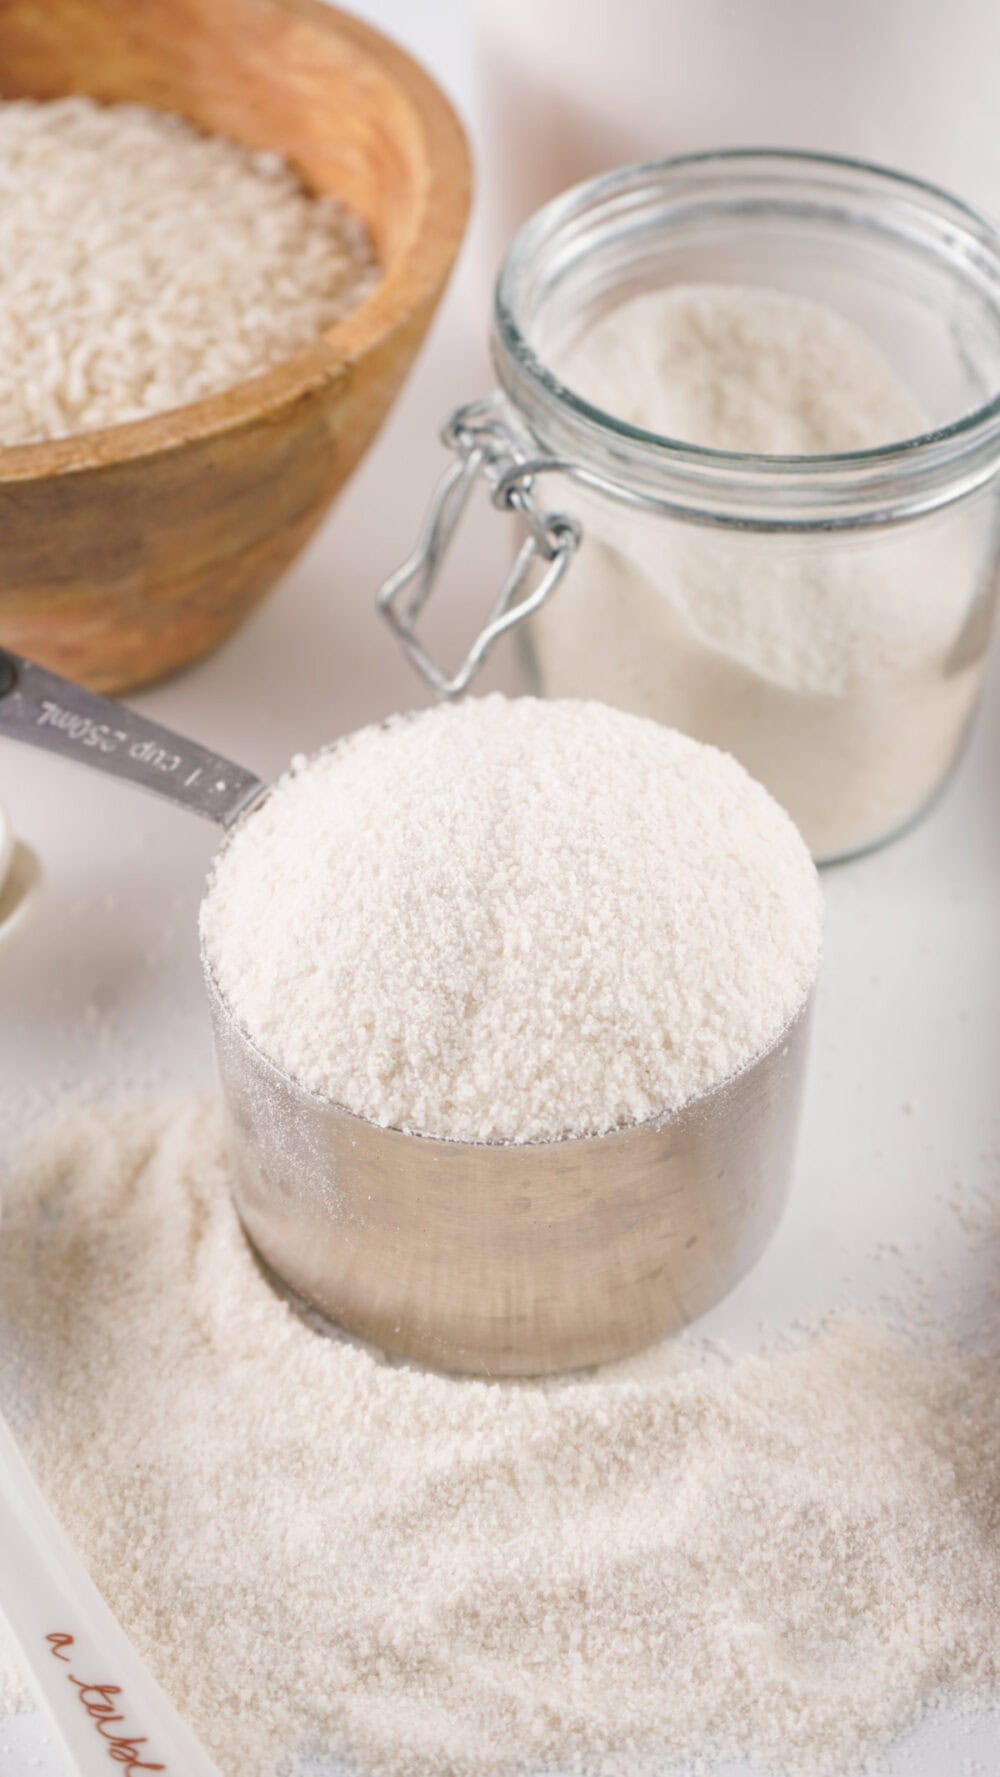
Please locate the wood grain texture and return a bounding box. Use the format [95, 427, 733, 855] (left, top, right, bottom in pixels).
[0, 0, 471, 691]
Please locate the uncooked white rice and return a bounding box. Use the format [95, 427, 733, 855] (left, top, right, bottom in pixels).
[0, 96, 378, 443]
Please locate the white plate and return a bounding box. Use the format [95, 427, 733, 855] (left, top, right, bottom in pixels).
[0, 827, 40, 944]
[0, 803, 12, 902]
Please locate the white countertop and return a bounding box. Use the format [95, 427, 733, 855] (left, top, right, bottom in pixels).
[2, 4, 1000, 1773]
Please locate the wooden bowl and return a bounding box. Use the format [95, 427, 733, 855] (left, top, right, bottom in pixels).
[0, 0, 471, 692]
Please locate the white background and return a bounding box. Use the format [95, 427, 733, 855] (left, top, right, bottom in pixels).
[2, 3, 999, 1774]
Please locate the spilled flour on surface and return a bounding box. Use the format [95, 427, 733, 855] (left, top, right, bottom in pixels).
[951, 1172, 1000, 1241]
[0, 1094, 998, 1777]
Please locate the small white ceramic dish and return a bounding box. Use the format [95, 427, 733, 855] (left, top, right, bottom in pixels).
[0, 805, 40, 942]
[0, 801, 13, 897]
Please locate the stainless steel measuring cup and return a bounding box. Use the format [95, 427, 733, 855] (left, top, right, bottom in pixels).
[0, 649, 814, 1375]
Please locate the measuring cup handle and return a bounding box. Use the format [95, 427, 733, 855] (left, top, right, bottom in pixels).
[0, 649, 264, 826]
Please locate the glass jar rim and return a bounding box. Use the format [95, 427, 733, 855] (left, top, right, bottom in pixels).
[492, 148, 1000, 527]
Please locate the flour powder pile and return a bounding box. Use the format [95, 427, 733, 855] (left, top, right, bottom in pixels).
[200, 695, 821, 1142]
[532, 283, 987, 859]
[1, 1095, 999, 1777]
[0, 96, 376, 442]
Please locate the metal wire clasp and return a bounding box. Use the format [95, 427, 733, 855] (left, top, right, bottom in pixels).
[377, 396, 582, 698]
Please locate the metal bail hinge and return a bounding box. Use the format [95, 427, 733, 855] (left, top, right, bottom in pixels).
[376, 396, 582, 698]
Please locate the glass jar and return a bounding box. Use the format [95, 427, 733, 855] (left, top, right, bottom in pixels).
[380, 151, 1000, 861]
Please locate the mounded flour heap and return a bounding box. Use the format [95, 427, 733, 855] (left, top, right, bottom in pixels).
[0, 96, 376, 443]
[1, 1094, 998, 1777]
[563, 282, 930, 463]
[532, 283, 985, 859]
[200, 695, 822, 1142]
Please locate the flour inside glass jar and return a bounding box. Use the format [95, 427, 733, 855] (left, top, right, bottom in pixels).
[530, 283, 982, 860]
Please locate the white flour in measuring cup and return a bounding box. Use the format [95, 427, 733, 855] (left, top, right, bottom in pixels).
[530, 283, 986, 859]
[200, 695, 821, 1144]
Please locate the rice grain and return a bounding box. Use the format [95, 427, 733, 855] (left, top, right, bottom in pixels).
[0, 96, 377, 443]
